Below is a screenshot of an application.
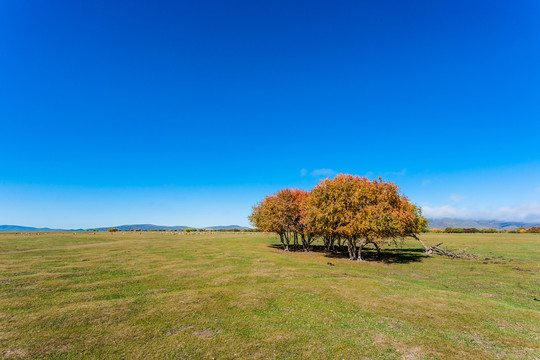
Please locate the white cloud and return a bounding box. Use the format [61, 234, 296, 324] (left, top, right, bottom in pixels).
[422, 205, 472, 219]
[300, 168, 307, 177]
[449, 194, 465, 203]
[310, 168, 337, 178]
[535, 187, 540, 192]
[386, 168, 407, 176]
[422, 203, 540, 222]
[421, 179, 432, 186]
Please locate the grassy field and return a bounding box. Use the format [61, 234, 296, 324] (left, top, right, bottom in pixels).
[0, 231, 538, 359]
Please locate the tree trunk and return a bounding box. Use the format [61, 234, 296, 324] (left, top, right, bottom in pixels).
[371, 241, 381, 258]
[301, 233, 308, 251]
[357, 240, 366, 261]
[347, 238, 358, 260]
[324, 236, 332, 251]
[413, 234, 435, 255]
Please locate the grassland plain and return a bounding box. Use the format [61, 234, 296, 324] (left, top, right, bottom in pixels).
[0, 231, 538, 359]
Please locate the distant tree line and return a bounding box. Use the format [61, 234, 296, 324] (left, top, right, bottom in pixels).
[429, 227, 539, 234]
[93, 228, 259, 233]
[249, 174, 428, 261]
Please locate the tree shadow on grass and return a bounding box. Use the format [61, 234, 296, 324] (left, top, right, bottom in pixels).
[268, 244, 426, 264]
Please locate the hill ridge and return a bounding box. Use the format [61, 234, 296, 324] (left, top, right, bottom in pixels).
[0, 224, 250, 232]
[427, 218, 538, 230]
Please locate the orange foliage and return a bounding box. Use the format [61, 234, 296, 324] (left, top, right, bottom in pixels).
[251, 174, 426, 260]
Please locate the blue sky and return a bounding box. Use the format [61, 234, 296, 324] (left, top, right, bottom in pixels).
[1, 0, 539, 228]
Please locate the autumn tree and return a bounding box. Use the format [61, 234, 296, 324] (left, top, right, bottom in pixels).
[303, 174, 363, 258]
[293, 189, 318, 251]
[303, 174, 426, 260]
[251, 174, 427, 261]
[249, 188, 309, 251]
[350, 179, 428, 259]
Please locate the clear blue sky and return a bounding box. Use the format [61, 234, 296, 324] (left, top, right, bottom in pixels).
[1, 0, 539, 228]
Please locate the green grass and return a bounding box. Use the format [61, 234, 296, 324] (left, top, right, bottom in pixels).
[0, 231, 538, 359]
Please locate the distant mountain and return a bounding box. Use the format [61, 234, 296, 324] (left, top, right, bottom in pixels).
[427, 218, 539, 230]
[0, 224, 250, 231]
[204, 225, 250, 230]
[0, 225, 83, 232]
[93, 224, 252, 231]
[3, 220, 537, 232]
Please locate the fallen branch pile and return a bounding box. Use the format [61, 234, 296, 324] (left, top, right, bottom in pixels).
[413, 235, 477, 259]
